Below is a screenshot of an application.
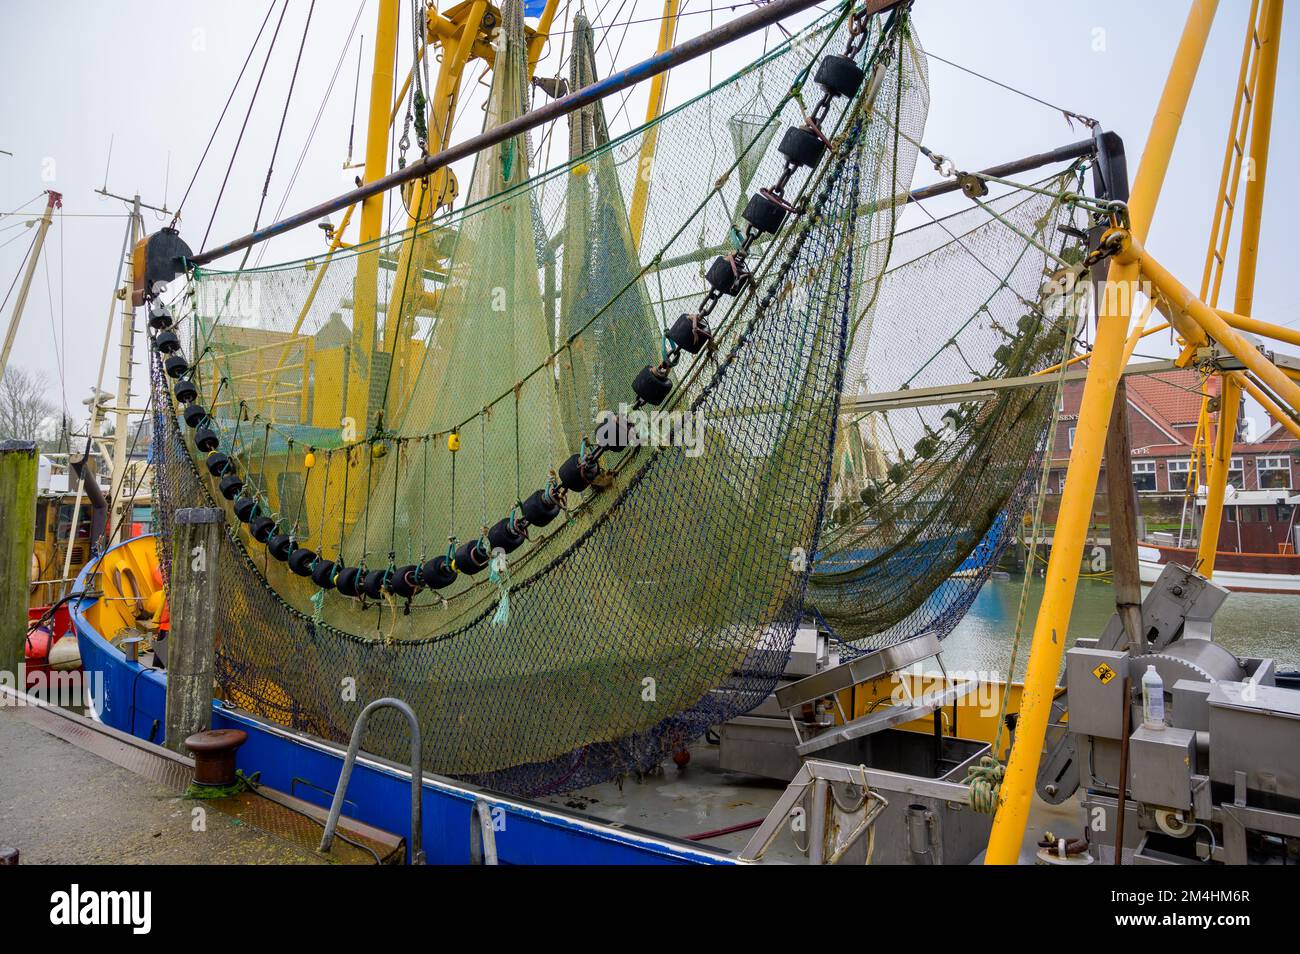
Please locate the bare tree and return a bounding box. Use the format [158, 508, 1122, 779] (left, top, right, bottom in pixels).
[0, 367, 56, 442]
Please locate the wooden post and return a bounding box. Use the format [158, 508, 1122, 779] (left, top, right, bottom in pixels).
[0, 441, 39, 681]
[1103, 381, 1145, 652]
[164, 507, 223, 754]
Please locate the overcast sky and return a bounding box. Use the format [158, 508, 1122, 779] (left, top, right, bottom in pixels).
[1, 0, 1295, 438]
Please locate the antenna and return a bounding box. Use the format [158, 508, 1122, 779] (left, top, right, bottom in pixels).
[95, 185, 171, 217]
[100, 135, 114, 192]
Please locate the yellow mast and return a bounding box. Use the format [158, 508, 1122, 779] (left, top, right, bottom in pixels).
[1199, 0, 1282, 574]
[378, 0, 491, 360]
[987, 0, 1299, 862]
[380, 1, 560, 367]
[349, 0, 403, 435]
[984, 0, 1221, 865]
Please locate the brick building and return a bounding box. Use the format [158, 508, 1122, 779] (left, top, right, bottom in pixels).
[1048, 368, 1298, 502]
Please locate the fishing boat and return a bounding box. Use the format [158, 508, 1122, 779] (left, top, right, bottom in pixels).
[1, 0, 1295, 868]
[1139, 490, 1300, 593]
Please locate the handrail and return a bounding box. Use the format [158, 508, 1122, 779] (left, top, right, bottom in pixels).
[319, 697, 425, 864]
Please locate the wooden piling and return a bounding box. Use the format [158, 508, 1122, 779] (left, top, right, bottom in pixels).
[164, 507, 224, 754]
[1104, 380, 1146, 652]
[0, 441, 39, 681]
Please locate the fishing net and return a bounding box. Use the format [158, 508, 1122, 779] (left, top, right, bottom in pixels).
[150, 2, 1080, 795]
[810, 174, 1088, 651]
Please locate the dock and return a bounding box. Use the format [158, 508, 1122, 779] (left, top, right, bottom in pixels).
[0, 690, 401, 865]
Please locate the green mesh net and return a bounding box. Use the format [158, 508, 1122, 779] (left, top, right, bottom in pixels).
[151, 3, 1083, 794]
[810, 176, 1086, 649]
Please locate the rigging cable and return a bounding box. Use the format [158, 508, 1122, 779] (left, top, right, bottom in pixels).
[0, 229, 39, 316]
[200, 0, 292, 252]
[42, 232, 67, 412]
[255, 0, 368, 267]
[1, 194, 47, 217]
[921, 48, 1097, 129]
[171, 0, 279, 228]
[347, 34, 364, 167]
[252, 0, 319, 233]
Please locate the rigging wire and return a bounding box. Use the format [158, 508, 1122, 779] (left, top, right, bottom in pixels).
[594, 0, 655, 132]
[252, 0, 318, 233]
[1, 194, 47, 218]
[171, 0, 279, 228]
[921, 48, 1098, 129]
[347, 33, 364, 167]
[0, 230, 37, 254]
[41, 233, 67, 414]
[545, 0, 763, 36]
[59, 203, 67, 412]
[200, 0, 292, 251]
[0, 228, 39, 316]
[255, 0, 368, 267]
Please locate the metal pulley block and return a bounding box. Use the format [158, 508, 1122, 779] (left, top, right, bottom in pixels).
[957, 172, 988, 199]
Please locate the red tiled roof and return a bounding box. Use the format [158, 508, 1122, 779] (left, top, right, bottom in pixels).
[1125, 369, 1206, 427]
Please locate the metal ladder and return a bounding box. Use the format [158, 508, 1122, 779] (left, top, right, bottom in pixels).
[319, 697, 425, 865]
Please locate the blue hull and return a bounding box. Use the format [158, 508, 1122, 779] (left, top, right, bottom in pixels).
[71, 540, 731, 865]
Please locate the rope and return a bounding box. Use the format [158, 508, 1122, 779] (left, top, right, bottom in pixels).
[966, 756, 1003, 814]
[965, 251, 1084, 814]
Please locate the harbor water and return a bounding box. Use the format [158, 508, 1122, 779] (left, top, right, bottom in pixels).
[943, 575, 1300, 678]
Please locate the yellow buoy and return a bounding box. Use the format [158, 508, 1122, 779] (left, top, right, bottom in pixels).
[144, 589, 166, 618]
[304, 450, 316, 469]
[447, 431, 461, 452]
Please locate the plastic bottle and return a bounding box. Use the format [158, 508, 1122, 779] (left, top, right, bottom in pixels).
[1141, 664, 1165, 729]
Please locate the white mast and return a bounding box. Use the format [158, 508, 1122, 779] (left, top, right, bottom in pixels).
[0, 190, 62, 378]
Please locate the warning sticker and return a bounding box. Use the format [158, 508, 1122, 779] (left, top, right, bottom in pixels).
[1092, 662, 1117, 684]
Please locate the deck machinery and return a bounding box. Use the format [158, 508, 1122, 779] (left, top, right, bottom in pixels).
[728, 562, 1300, 864]
[1051, 563, 1300, 864]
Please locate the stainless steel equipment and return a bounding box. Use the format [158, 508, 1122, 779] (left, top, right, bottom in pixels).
[1059, 563, 1300, 865]
[734, 631, 992, 864]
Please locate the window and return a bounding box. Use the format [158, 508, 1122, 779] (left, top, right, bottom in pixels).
[1132, 460, 1156, 493]
[1168, 459, 1192, 492]
[1228, 457, 1244, 489]
[1068, 427, 1076, 450]
[1258, 456, 1292, 490]
[1180, 457, 1242, 490]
